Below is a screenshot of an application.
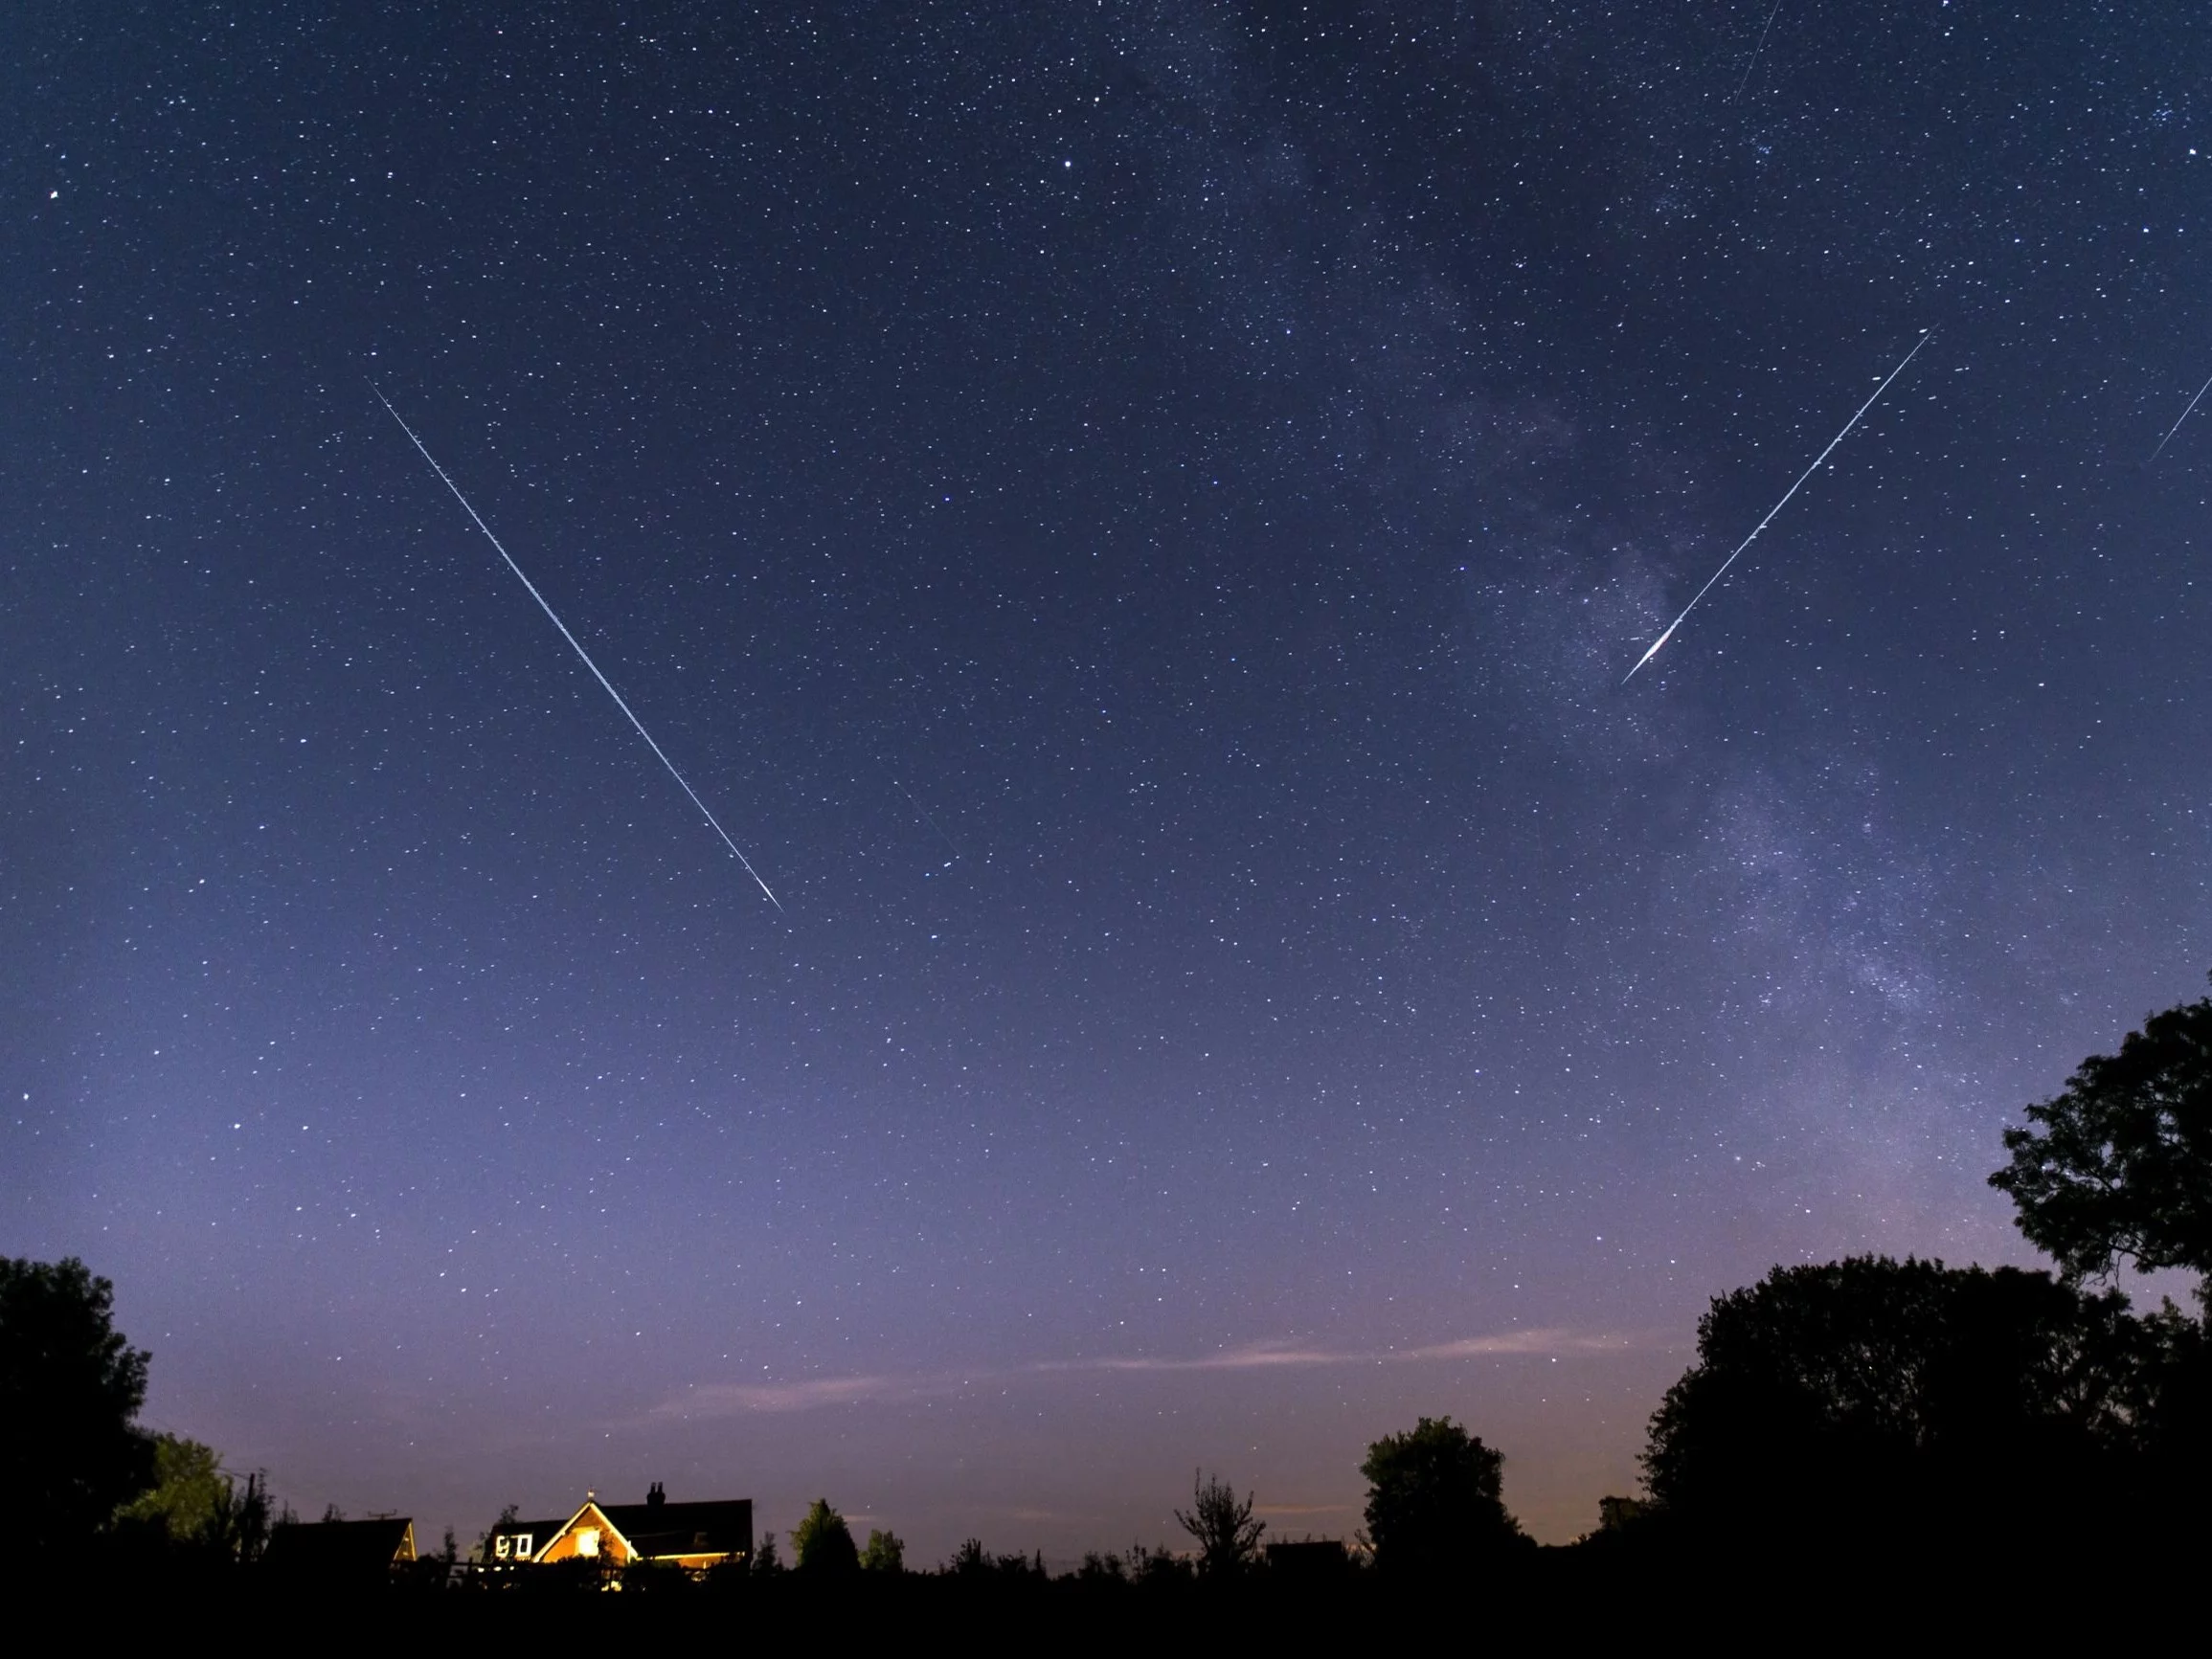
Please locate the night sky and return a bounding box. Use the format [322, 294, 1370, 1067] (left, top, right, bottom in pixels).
[6, 3, 2209, 1555]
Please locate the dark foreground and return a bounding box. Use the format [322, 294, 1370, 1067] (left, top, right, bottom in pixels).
[93, 1541, 2178, 1647]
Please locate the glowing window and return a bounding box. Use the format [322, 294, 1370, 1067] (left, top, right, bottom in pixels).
[494, 1536, 510, 1559]
[513, 1534, 532, 1558]
[576, 1528, 600, 1558]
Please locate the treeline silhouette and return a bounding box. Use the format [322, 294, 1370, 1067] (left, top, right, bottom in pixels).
[9, 982, 2210, 1622]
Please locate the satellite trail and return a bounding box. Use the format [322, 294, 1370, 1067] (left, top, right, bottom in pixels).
[373, 387, 782, 910]
[1624, 333, 1930, 684]
[2148, 370, 2212, 463]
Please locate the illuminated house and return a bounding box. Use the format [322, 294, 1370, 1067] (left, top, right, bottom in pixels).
[488, 1484, 752, 1573]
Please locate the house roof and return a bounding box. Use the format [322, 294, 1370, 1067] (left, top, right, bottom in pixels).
[486, 1517, 565, 1558]
[598, 1497, 752, 1558]
[263, 1516, 416, 1575]
[539, 1496, 752, 1561]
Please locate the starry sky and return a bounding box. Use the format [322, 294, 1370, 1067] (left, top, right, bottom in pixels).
[6, 3, 2209, 1555]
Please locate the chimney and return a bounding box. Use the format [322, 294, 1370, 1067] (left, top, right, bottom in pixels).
[646, 1481, 666, 1509]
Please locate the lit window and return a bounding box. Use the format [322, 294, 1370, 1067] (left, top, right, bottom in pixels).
[576, 1528, 600, 1558]
[494, 1536, 510, 1559]
[513, 1534, 532, 1558]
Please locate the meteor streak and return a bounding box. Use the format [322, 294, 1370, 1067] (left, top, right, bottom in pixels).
[1732, 0, 1786, 101]
[2147, 370, 2212, 463]
[1623, 332, 1930, 684]
[892, 777, 960, 863]
[373, 387, 781, 910]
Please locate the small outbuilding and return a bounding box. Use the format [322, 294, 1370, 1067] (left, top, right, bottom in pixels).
[1265, 1538, 1355, 1579]
[263, 1516, 418, 1582]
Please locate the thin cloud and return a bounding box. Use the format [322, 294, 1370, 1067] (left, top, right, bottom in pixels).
[652, 1327, 1647, 1421]
[658, 1374, 916, 1416]
[1037, 1328, 1636, 1373]
[1038, 1340, 1347, 1374]
[1403, 1330, 1636, 1360]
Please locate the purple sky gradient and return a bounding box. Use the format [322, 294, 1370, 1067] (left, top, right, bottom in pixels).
[5, 2, 2209, 1556]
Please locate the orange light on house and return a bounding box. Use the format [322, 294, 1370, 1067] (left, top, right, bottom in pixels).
[496, 1489, 752, 1579]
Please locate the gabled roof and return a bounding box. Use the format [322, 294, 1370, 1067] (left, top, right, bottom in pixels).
[263, 1516, 417, 1576]
[536, 1495, 752, 1563]
[540, 1499, 627, 1561]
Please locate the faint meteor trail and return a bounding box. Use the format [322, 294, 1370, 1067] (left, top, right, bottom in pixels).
[2147, 370, 2212, 463]
[1623, 332, 1930, 684]
[892, 777, 960, 863]
[372, 387, 782, 910]
[1732, 0, 1786, 100]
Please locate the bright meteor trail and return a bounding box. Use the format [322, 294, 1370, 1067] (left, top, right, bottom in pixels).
[1623, 332, 1930, 684]
[373, 387, 782, 910]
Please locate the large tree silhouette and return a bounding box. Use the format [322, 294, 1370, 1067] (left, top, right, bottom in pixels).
[1641, 1256, 2144, 1551]
[1359, 1417, 1524, 1577]
[1990, 982, 2212, 1290]
[0, 1256, 155, 1551]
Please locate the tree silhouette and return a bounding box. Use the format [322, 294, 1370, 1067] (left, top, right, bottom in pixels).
[859, 1527, 905, 1572]
[1991, 982, 2212, 1291]
[1077, 1548, 1129, 1583]
[2131, 1297, 2212, 1528]
[117, 1434, 226, 1543]
[113, 1432, 270, 1575]
[1359, 1417, 1524, 1577]
[207, 1469, 275, 1565]
[1131, 1540, 1187, 1586]
[792, 1499, 859, 1574]
[0, 1256, 154, 1552]
[1173, 1469, 1265, 1579]
[1641, 1255, 2144, 1551]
